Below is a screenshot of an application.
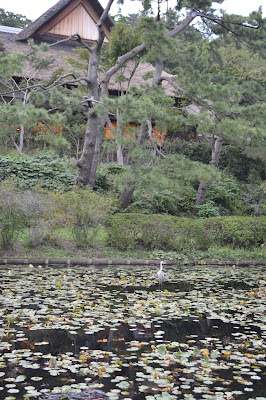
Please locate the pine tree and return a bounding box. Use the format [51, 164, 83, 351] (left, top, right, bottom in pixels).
[0, 8, 31, 28]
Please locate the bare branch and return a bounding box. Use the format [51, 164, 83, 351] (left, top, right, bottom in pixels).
[42, 74, 88, 91]
[155, 147, 166, 158]
[97, 0, 114, 26]
[201, 16, 249, 46]
[101, 11, 199, 92]
[95, 0, 115, 52]
[158, 76, 186, 94]
[0, 74, 89, 96]
[160, 76, 211, 110]
[126, 60, 140, 92]
[166, 11, 199, 37]
[197, 12, 261, 29]
[50, 33, 92, 52]
[101, 43, 147, 93]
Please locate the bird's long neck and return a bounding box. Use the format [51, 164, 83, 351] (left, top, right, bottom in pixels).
[159, 262, 163, 272]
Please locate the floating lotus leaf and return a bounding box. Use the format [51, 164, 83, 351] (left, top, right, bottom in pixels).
[0, 264, 265, 399]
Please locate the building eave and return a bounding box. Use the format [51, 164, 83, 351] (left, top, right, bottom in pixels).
[14, 0, 113, 41]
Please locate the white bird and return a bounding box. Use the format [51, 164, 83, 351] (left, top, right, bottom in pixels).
[157, 261, 165, 282]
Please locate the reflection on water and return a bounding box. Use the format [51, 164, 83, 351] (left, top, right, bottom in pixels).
[13, 316, 262, 355]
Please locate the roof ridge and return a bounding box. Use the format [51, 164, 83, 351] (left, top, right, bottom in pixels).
[14, 0, 113, 41]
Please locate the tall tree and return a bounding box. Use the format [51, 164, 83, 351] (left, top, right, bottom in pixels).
[0, 40, 84, 154]
[168, 16, 266, 205]
[0, 8, 31, 28]
[0, 0, 265, 189]
[74, 0, 264, 187]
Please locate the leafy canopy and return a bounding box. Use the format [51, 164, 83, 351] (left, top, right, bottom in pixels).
[0, 8, 31, 28]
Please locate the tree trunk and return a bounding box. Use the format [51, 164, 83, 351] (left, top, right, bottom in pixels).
[76, 8, 198, 187]
[76, 136, 80, 160]
[76, 109, 101, 186]
[116, 108, 124, 165]
[195, 135, 223, 206]
[75, 38, 103, 186]
[119, 183, 135, 209]
[137, 123, 149, 146]
[117, 144, 124, 165]
[195, 182, 209, 206]
[11, 124, 24, 154]
[89, 116, 106, 187]
[210, 135, 223, 167]
[75, 0, 113, 186]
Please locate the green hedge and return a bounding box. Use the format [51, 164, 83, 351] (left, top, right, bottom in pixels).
[106, 214, 266, 251]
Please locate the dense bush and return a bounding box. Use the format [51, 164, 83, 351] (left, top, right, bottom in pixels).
[0, 183, 27, 249]
[0, 183, 117, 250]
[0, 183, 56, 249]
[163, 138, 211, 164]
[97, 155, 219, 215]
[94, 163, 127, 192]
[107, 214, 214, 251]
[0, 153, 75, 191]
[206, 175, 244, 215]
[93, 155, 253, 216]
[196, 201, 220, 218]
[51, 188, 117, 248]
[107, 213, 266, 251]
[204, 217, 266, 248]
[165, 139, 265, 184]
[219, 145, 266, 183]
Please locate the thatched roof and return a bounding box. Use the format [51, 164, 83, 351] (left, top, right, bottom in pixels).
[107, 62, 176, 97]
[15, 0, 113, 41]
[1, 31, 176, 97]
[0, 0, 177, 98]
[0, 30, 79, 80]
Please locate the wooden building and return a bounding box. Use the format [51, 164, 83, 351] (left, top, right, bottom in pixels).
[0, 0, 197, 144]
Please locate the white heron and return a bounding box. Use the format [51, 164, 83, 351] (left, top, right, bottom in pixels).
[157, 261, 165, 282]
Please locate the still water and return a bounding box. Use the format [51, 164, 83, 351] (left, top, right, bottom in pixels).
[0, 264, 265, 399]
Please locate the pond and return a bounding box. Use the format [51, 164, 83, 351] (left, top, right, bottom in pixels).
[0, 264, 265, 400]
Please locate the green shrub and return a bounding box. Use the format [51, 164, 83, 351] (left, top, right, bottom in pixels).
[0, 183, 26, 249]
[163, 138, 211, 164]
[0, 153, 75, 192]
[107, 213, 214, 251]
[22, 191, 54, 248]
[165, 141, 265, 184]
[107, 213, 266, 251]
[0, 183, 58, 249]
[94, 164, 128, 192]
[219, 145, 266, 183]
[196, 201, 220, 218]
[206, 175, 244, 215]
[55, 188, 117, 248]
[128, 189, 194, 215]
[204, 216, 266, 248]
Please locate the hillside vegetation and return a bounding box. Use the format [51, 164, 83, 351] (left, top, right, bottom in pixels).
[0, 144, 265, 261]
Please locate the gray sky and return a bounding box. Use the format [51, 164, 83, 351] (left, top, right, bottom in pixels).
[0, 0, 264, 21]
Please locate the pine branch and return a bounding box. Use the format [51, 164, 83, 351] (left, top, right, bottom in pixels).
[0, 74, 89, 96]
[95, 0, 115, 52]
[50, 33, 92, 53]
[197, 12, 261, 29]
[101, 11, 198, 92]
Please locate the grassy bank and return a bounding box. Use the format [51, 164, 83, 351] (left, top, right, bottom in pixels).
[1, 225, 265, 264]
[0, 181, 265, 263]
